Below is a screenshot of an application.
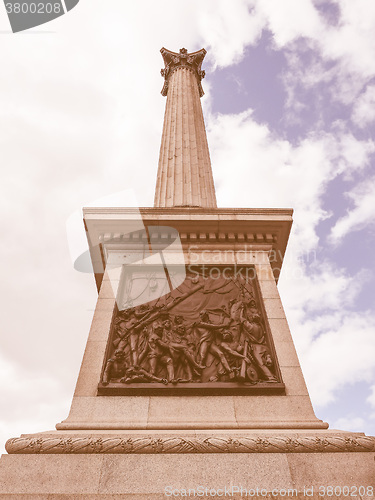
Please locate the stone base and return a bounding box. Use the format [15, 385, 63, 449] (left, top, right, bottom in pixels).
[0, 430, 374, 499]
[0, 452, 374, 499]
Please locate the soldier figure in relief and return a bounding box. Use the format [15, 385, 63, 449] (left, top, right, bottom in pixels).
[122, 365, 168, 385]
[167, 323, 205, 381]
[113, 311, 140, 366]
[102, 349, 168, 385]
[162, 317, 173, 342]
[138, 321, 175, 383]
[102, 349, 128, 384]
[217, 330, 251, 365]
[195, 310, 235, 379]
[240, 311, 277, 382]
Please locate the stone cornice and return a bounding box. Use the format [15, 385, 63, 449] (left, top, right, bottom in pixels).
[160, 47, 206, 97]
[6, 434, 375, 455]
[83, 207, 294, 216]
[82, 206, 293, 291]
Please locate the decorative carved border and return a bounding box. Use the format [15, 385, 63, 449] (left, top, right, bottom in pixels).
[6, 435, 375, 455]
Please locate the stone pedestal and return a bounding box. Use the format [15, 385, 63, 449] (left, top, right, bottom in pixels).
[54, 208, 325, 432]
[1, 208, 374, 498]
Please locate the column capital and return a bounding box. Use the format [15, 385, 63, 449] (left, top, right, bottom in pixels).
[160, 47, 207, 97]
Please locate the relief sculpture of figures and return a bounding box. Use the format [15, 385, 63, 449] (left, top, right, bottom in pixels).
[100, 268, 281, 389]
[138, 320, 175, 383]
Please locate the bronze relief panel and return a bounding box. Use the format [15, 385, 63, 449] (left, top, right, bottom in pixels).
[99, 266, 284, 395]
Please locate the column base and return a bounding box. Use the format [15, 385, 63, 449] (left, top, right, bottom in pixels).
[1, 429, 374, 498]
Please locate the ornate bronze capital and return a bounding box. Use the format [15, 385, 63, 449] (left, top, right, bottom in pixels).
[160, 47, 207, 97]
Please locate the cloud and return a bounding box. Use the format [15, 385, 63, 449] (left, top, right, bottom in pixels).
[299, 311, 375, 406]
[253, 0, 375, 118]
[330, 176, 375, 243]
[367, 385, 375, 409]
[352, 85, 375, 127]
[277, 248, 375, 408]
[0, 353, 73, 453]
[198, 0, 265, 68]
[324, 0, 375, 77]
[207, 109, 374, 248]
[331, 416, 366, 432]
[258, 0, 323, 47]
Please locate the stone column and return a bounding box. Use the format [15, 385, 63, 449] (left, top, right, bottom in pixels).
[154, 48, 217, 208]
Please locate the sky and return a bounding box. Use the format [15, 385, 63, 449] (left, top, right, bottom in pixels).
[0, 0, 375, 452]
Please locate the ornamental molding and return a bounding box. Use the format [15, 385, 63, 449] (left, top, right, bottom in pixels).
[6, 434, 375, 455]
[160, 47, 206, 97]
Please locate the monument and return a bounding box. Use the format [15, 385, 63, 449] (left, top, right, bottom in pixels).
[0, 47, 374, 499]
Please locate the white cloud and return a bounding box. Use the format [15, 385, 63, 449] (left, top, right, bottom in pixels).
[324, 0, 375, 77]
[254, 0, 375, 113]
[352, 85, 375, 127]
[367, 385, 375, 409]
[331, 416, 366, 432]
[278, 246, 374, 408]
[258, 0, 323, 47]
[208, 110, 374, 250]
[299, 312, 375, 406]
[330, 177, 375, 243]
[0, 353, 73, 453]
[198, 0, 265, 68]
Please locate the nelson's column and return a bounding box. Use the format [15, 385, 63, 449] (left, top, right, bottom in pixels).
[0, 47, 374, 498]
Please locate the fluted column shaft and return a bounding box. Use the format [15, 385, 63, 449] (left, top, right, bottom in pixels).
[154, 49, 217, 208]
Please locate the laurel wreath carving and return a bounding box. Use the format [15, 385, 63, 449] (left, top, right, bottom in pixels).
[5, 434, 375, 455]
